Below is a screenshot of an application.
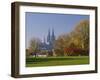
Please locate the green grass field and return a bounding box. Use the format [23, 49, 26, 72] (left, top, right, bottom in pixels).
[26, 56, 89, 67]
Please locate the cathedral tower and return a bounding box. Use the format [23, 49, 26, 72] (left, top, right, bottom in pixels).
[47, 29, 51, 44]
[47, 28, 55, 50]
[51, 28, 55, 43]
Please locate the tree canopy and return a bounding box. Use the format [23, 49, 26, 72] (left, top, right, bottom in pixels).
[54, 20, 89, 56]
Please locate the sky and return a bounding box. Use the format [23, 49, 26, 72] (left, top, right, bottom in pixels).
[25, 12, 89, 48]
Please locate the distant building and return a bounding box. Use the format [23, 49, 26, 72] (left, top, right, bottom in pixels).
[38, 28, 56, 56]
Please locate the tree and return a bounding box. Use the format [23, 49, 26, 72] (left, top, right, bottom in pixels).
[26, 49, 30, 58]
[54, 19, 89, 56]
[29, 37, 41, 57]
[74, 20, 89, 49]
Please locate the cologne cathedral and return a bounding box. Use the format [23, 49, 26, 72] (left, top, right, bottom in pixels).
[39, 28, 56, 52]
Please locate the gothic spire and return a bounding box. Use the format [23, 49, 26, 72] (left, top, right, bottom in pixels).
[47, 29, 51, 43]
[43, 36, 46, 44]
[51, 28, 55, 41]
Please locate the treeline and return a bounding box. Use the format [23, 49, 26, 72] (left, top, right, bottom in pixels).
[54, 20, 89, 56]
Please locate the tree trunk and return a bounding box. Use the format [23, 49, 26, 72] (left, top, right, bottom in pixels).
[82, 43, 84, 49]
[52, 49, 56, 57]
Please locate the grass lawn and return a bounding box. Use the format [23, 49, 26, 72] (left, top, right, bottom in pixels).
[26, 56, 89, 67]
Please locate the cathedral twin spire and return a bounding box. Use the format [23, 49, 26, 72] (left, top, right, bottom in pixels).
[42, 28, 55, 50]
[47, 28, 55, 44]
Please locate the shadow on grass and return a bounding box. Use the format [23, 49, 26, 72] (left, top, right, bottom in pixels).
[26, 56, 88, 64]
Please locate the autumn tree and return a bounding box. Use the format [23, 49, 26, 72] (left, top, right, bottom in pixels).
[73, 20, 89, 49]
[54, 19, 89, 56]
